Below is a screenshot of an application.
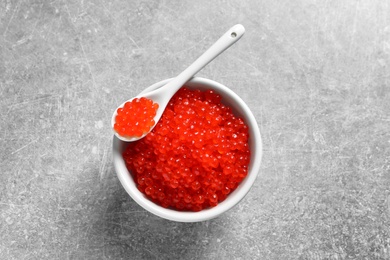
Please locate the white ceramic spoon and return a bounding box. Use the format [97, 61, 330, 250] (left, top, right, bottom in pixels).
[112, 24, 245, 142]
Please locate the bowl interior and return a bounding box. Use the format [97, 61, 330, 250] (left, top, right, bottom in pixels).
[113, 77, 262, 222]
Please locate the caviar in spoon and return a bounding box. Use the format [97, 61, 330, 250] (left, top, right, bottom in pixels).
[113, 97, 159, 138]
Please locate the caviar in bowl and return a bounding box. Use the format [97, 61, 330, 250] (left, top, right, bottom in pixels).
[112, 77, 262, 222]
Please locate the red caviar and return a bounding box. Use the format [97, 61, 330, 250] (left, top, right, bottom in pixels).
[114, 97, 159, 138]
[123, 87, 250, 211]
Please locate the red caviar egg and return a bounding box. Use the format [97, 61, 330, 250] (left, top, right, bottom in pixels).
[123, 87, 250, 211]
[114, 97, 159, 138]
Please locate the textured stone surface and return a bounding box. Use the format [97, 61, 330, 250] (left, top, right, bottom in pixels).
[1, 0, 390, 259]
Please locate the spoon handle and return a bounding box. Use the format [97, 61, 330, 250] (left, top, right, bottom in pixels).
[162, 24, 245, 96]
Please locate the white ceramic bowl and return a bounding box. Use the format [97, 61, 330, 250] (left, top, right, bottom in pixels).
[112, 77, 262, 222]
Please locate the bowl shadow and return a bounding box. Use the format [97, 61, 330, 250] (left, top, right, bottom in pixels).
[92, 177, 219, 259]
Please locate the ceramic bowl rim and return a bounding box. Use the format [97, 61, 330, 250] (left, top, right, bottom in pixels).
[113, 77, 262, 222]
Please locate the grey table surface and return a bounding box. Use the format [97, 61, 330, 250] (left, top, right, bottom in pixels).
[1, 0, 390, 259]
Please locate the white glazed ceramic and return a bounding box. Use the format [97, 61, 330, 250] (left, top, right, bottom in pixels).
[112, 24, 245, 142]
[113, 77, 262, 222]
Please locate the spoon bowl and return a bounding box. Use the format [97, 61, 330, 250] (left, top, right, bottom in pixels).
[112, 24, 245, 142]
